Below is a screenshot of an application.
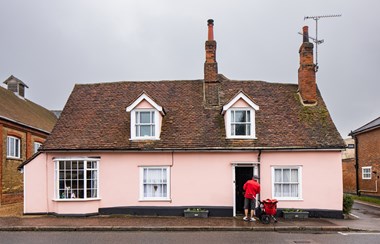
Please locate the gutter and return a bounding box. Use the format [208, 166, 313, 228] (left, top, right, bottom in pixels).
[38, 146, 345, 153]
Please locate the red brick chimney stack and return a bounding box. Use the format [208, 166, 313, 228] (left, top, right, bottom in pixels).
[298, 26, 317, 105]
[204, 19, 218, 83]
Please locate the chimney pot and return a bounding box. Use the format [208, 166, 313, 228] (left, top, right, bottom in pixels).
[302, 26, 309, 43]
[207, 19, 214, 41]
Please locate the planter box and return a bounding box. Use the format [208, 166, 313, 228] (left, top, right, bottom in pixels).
[184, 210, 209, 218]
[283, 212, 309, 219]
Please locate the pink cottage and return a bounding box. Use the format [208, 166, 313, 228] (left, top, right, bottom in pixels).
[19, 20, 345, 218]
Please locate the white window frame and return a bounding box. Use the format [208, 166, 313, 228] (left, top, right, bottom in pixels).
[34, 142, 42, 154]
[130, 109, 160, 140]
[6, 136, 21, 159]
[139, 166, 171, 201]
[362, 166, 372, 180]
[271, 166, 302, 200]
[226, 108, 256, 139]
[54, 158, 100, 201]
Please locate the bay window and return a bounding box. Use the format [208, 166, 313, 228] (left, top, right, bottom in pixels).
[54, 158, 99, 200]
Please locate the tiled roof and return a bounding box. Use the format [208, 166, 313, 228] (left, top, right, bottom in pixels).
[350, 116, 380, 136]
[0, 86, 57, 133]
[43, 76, 344, 151]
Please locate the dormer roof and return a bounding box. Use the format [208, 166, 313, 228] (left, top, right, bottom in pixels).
[126, 92, 165, 115]
[222, 91, 259, 114]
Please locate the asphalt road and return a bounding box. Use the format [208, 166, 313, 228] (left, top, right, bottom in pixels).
[0, 231, 380, 244]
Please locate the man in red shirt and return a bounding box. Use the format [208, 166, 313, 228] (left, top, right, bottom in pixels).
[243, 176, 260, 221]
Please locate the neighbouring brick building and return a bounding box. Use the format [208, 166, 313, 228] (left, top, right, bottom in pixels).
[350, 117, 380, 197]
[342, 138, 356, 194]
[0, 75, 57, 205]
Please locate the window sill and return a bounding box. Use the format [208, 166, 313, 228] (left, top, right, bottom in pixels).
[275, 198, 303, 201]
[53, 198, 101, 202]
[129, 138, 160, 141]
[226, 137, 257, 140]
[6, 157, 22, 161]
[139, 198, 172, 202]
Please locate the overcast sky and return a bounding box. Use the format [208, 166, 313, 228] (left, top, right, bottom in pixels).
[1, 0, 379, 138]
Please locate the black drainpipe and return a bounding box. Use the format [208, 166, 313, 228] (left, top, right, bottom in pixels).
[354, 134, 360, 196]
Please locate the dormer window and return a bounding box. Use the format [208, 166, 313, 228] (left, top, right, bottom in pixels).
[222, 92, 259, 139]
[126, 93, 165, 140]
[230, 109, 252, 137]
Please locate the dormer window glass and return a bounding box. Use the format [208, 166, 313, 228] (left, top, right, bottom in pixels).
[136, 110, 155, 137]
[231, 110, 251, 136]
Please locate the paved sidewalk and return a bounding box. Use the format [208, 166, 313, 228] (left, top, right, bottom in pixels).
[0, 215, 352, 232]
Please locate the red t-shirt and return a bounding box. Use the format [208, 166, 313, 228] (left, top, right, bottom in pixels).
[243, 179, 260, 199]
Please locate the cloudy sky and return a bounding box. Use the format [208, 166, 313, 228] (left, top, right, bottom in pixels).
[1, 0, 379, 138]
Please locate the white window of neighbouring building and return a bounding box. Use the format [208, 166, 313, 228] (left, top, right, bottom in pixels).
[6, 136, 21, 159]
[34, 142, 42, 153]
[140, 167, 170, 201]
[54, 158, 99, 200]
[272, 166, 302, 200]
[362, 166, 372, 180]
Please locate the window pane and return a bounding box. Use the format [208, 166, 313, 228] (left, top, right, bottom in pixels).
[246, 111, 251, 122]
[274, 184, 281, 197]
[274, 169, 282, 182]
[140, 125, 151, 136]
[291, 169, 298, 183]
[235, 124, 246, 135]
[234, 111, 245, 122]
[283, 184, 290, 197]
[291, 184, 299, 197]
[283, 169, 290, 182]
[140, 112, 151, 123]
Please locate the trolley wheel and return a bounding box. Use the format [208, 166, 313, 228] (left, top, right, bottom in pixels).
[261, 215, 271, 224]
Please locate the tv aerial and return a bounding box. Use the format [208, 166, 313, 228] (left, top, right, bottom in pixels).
[301, 14, 342, 72]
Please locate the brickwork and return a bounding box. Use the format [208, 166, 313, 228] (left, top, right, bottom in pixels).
[0, 120, 48, 205]
[357, 128, 380, 197]
[342, 158, 356, 193]
[298, 26, 316, 105]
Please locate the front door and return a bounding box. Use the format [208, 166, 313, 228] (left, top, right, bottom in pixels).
[235, 167, 254, 215]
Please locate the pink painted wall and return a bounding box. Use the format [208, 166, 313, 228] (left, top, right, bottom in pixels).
[259, 151, 343, 210]
[23, 150, 342, 215]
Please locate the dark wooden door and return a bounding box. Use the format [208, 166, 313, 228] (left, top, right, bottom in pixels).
[235, 167, 253, 215]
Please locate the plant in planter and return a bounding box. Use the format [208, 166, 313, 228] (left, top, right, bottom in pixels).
[282, 209, 309, 219]
[184, 208, 209, 218]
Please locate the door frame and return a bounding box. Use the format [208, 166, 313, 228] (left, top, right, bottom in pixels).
[232, 162, 260, 217]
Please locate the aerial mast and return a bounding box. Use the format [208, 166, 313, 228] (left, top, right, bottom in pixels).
[303, 14, 342, 72]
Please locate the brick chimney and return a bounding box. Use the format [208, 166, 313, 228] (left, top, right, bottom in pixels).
[204, 19, 218, 83]
[3, 75, 29, 98]
[298, 26, 317, 105]
[203, 19, 220, 107]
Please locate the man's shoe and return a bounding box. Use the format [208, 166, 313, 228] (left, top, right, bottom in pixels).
[250, 217, 256, 222]
[243, 217, 249, 221]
